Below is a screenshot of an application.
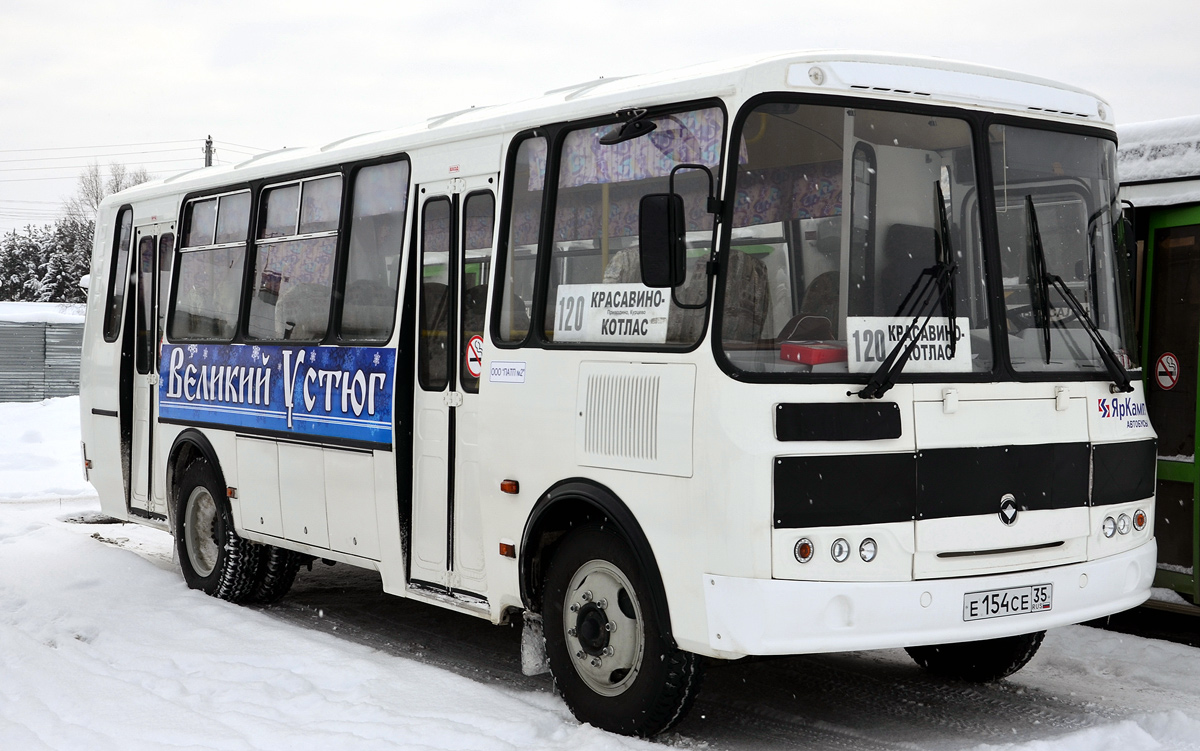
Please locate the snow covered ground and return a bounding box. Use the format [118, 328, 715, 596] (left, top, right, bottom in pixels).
[2, 397, 1199, 750]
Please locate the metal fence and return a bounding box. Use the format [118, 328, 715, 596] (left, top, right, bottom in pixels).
[0, 321, 83, 401]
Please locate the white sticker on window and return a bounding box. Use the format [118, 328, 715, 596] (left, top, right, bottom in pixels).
[489, 360, 526, 383]
[553, 283, 670, 344]
[846, 316, 972, 373]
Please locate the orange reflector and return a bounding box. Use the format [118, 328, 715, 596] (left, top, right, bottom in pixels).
[226, 487, 237, 498]
[500, 479, 519, 495]
[1133, 509, 1147, 530]
[499, 541, 516, 558]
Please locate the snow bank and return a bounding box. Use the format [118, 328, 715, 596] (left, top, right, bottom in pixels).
[0, 301, 85, 324]
[0, 397, 94, 502]
[1118, 115, 1200, 183]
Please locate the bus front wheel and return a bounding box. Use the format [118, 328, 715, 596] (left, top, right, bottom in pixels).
[542, 524, 703, 737]
[173, 456, 259, 602]
[905, 631, 1046, 682]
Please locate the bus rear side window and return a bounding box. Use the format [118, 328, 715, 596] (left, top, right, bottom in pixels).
[103, 207, 134, 342]
[169, 192, 249, 341]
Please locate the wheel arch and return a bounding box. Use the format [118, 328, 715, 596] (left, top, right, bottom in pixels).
[520, 478, 675, 648]
[165, 428, 223, 532]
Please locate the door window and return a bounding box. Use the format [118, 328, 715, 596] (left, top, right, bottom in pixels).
[461, 192, 495, 393]
[419, 197, 453, 391]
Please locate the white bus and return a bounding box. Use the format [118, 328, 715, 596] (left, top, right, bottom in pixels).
[80, 52, 1157, 737]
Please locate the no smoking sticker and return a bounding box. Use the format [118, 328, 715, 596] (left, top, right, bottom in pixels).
[1156, 352, 1180, 391]
[465, 335, 484, 379]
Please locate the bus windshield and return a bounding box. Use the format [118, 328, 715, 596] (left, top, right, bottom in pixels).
[990, 125, 1139, 374]
[719, 102, 992, 377]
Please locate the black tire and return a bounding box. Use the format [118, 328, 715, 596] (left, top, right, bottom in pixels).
[543, 525, 703, 737]
[173, 457, 260, 602]
[905, 631, 1046, 682]
[249, 544, 303, 604]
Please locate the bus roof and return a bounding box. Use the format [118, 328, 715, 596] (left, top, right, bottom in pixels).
[103, 51, 1115, 209]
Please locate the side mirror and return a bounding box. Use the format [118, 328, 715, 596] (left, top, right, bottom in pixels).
[638, 193, 685, 288]
[78, 273, 91, 291]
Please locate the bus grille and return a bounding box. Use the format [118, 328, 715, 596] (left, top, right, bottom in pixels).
[583, 373, 660, 461]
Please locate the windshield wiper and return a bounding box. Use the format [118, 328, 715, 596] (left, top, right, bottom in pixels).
[858, 183, 958, 399]
[1025, 196, 1133, 393]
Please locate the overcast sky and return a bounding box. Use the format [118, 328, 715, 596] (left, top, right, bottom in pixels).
[2, 0, 1197, 234]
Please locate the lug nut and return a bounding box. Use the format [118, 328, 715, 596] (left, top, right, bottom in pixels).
[567, 627, 577, 637]
[590, 658, 603, 667]
[575, 650, 585, 659]
[569, 603, 580, 613]
[581, 591, 592, 602]
[604, 622, 617, 633]
[596, 598, 608, 610]
[602, 646, 614, 656]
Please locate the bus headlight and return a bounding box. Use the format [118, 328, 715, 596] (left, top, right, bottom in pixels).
[1133, 509, 1147, 531]
[794, 538, 814, 563]
[831, 538, 850, 563]
[1102, 516, 1116, 538]
[859, 538, 878, 562]
[1117, 513, 1131, 535]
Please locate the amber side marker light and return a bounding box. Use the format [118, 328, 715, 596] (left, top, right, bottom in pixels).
[1133, 509, 1147, 531]
[794, 538, 814, 563]
[499, 541, 517, 558]
[500, 480, 519, 494]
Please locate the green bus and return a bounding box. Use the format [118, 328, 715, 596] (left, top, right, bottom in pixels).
[1120, 115, 1200, 609]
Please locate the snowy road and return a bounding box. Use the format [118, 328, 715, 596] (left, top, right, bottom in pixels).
[2, 398, 1199, 750]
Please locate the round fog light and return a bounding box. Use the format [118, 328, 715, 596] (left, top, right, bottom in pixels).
[859, 538, 878, 562]
[1102, 516, 1116, 538]
[831, 538, 850, 563]
[1117, 513, 1131, 535]
[794, 537, 814, 563]
[1133, 509, 1147, 531]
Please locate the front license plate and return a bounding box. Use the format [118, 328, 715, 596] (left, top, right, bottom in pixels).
[963, 584, 1053, 621]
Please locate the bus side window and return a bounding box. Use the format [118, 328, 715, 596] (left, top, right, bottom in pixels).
[339, 159, 410, 342]
[103, 207, 134, 342]
[493, 134, 544, 345]
[247, 176, 342, 341]
[169, 193, 248, 342]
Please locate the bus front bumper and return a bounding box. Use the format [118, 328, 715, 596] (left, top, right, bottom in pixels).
[702, 540, 1156, 656]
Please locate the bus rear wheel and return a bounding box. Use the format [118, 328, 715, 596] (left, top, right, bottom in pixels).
[249, 545, 302, 604]
[905, 631, 1046, 682]
[174, 457, 259, 602]
[542, 524, 703, 737]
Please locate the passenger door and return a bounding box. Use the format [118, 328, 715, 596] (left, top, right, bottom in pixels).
[129, 221, 174, 518]
[410, 174, 497, 597]
[1144, 220, 1200, 588]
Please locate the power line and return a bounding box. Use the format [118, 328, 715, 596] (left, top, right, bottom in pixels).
[219, 141, 269, 152]
[0, 157, 202, 173]
[0, 172, 169, 183]
[0, 139, 197, 154]
[0, 147, 200, 165]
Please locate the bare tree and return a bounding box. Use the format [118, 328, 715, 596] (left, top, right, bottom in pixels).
[64, 160, 152, 220]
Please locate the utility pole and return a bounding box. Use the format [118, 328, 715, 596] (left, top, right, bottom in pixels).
[204, 135, 214, 167]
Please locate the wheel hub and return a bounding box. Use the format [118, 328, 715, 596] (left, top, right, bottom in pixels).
[574, 602, 610, 656]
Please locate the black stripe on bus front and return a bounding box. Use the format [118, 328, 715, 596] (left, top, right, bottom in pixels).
[775, 402, 902, 441]
[774, 442, 1095, 528]
[774, 452, 916, 528]
[916, 442, 1090, 520]
[1092, 439, 1157, 506]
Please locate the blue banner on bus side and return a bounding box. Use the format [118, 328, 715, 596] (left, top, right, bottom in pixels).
[158, 343, 395, 446]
